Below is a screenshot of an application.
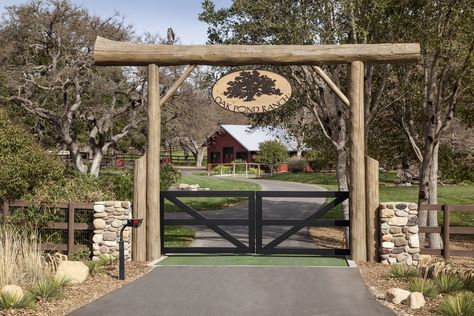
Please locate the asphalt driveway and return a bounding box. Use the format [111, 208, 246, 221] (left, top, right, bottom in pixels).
[69, 265, 394, 316]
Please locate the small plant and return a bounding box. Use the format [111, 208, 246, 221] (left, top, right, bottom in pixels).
[85, 260, 102, 276]
[30, 276, 71, 300]
[389, 264, 419, 279]
[439, 291, 474, 316]
[408, 278, 438, 299]
[70, 248, 91, 261]
[436, 275, 465, 294]
[463, 276, 474, 292]
[97, 255, 117, 268]
[0, 292, 35, 310]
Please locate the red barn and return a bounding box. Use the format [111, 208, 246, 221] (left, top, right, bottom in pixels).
[207, 125, 298, 165]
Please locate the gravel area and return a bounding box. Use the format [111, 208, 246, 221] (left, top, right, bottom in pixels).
[0, 261, 152, 316]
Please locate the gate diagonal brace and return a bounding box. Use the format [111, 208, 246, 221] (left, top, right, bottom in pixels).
[262, 196, 347, 250]
[166, 196, 247, 249]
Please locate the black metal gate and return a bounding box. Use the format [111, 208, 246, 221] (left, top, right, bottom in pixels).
[161, 190, 349, 255]
[161, 191, 255, 253]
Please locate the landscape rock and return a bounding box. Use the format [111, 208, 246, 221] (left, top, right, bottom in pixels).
[93, 219, 106, 229]
[55, 261, 89, 284]
[388, 217, 408, 226]
[408, 292, 425, 309]
[1, 285, 23, 301]
[408, 234, 420, 248]
[386, 288, 411, 304]
[93, 204, 105, 213]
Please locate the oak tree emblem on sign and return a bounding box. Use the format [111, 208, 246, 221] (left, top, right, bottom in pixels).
[212, 70, 292, 114]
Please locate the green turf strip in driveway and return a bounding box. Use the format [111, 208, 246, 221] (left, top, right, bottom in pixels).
[157, 254, 348, 267]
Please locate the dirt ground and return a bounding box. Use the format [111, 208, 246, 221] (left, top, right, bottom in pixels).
[0, 261, 152, 316]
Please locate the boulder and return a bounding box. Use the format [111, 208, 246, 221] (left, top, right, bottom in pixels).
[408, 292, 425, 309]
[1, 285, 23, 302]
[386, 288, 411, 304]
[55, 261, 89, 284]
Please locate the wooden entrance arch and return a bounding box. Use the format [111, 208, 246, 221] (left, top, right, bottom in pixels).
[93, 37, 420, 262]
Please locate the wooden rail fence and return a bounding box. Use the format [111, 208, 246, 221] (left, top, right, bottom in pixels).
[419, 204, 474, 260]
[1, 201, 95, 258]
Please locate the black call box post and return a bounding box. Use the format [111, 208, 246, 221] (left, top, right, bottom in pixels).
[119, 218, 143, 280]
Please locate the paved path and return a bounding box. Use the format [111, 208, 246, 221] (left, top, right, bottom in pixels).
[167, 179, 327, 249]
[70, 266, 394, 316]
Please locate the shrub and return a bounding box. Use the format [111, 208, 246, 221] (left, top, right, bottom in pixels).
[288, 159, 308, 173]
[463, 276, 474, 292]
[99, 172, 133, 201]
[30, 276, 71, 300]
[0, 228, 52, 288]
[212, 165, 231, 174]
[0, 109, 65, 201]
[161, 164, 182, 190]
[231, 159, 246, 173]
[436, 275, 465, 294]
[389, 264, 419, 279]
[439, 144, 474, 182]
[305, 150, 336, 172]
[256, 140, 288, 175]
[439, 291, 474, 316]
[0, 292, 35, 310]
[408, 278, 438, 298]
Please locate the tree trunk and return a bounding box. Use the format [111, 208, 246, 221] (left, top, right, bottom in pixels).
[89, 150, 103, 177]
[428, 143, 443, 248]
[335, 149, 349, 220]
[296, 149, 303, 159]
[196, 146, 206, 167]
[68, 142, 88, 174]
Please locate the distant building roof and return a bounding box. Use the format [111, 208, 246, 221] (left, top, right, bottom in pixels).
[220, 125, 298, 152]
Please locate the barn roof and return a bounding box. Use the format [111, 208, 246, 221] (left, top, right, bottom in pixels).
[220, 125, 298, 152]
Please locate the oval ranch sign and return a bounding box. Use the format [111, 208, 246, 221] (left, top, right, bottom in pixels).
[212, 70, 292, 114]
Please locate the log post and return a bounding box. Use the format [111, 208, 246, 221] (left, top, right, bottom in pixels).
[365, 156, 379, 262]
[146, 64, 161, 260]
[349, 61, 367, 262]
[442, 205, 450, 260]
[133, 154, 147, 261]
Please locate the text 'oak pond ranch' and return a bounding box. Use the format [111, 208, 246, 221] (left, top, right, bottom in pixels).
[212, 70, 292, 113]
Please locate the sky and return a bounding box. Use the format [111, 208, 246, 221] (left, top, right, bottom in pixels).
[0, 0, 232, 44]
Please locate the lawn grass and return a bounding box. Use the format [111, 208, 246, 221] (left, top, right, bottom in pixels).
[164, 225, 194, 248]
[269, 172, 474, 226]
[164, 175, 261, 213]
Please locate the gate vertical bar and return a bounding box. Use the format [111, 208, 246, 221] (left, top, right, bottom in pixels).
[160, 193, 165, 254]
[248, 192, 256, 253]
[349, 61, 367, 262]
[146, 64, 161, 260]
[442, 205, 450, 260]
[255, 193, 263, 253]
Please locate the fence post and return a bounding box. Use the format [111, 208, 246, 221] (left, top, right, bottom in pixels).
[365, 156, 379, 262]
[233, 163, 236, 178]
[67, 203, 75, 259]
[245, 163, 248, 179]
[442, 205, 450, 260]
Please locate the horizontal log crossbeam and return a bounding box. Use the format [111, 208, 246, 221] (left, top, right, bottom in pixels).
[94, 37, 420, 66]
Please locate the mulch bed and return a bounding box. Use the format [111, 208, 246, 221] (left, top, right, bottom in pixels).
[1, 261, 152, 316]
[358, 256, 474, 316]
